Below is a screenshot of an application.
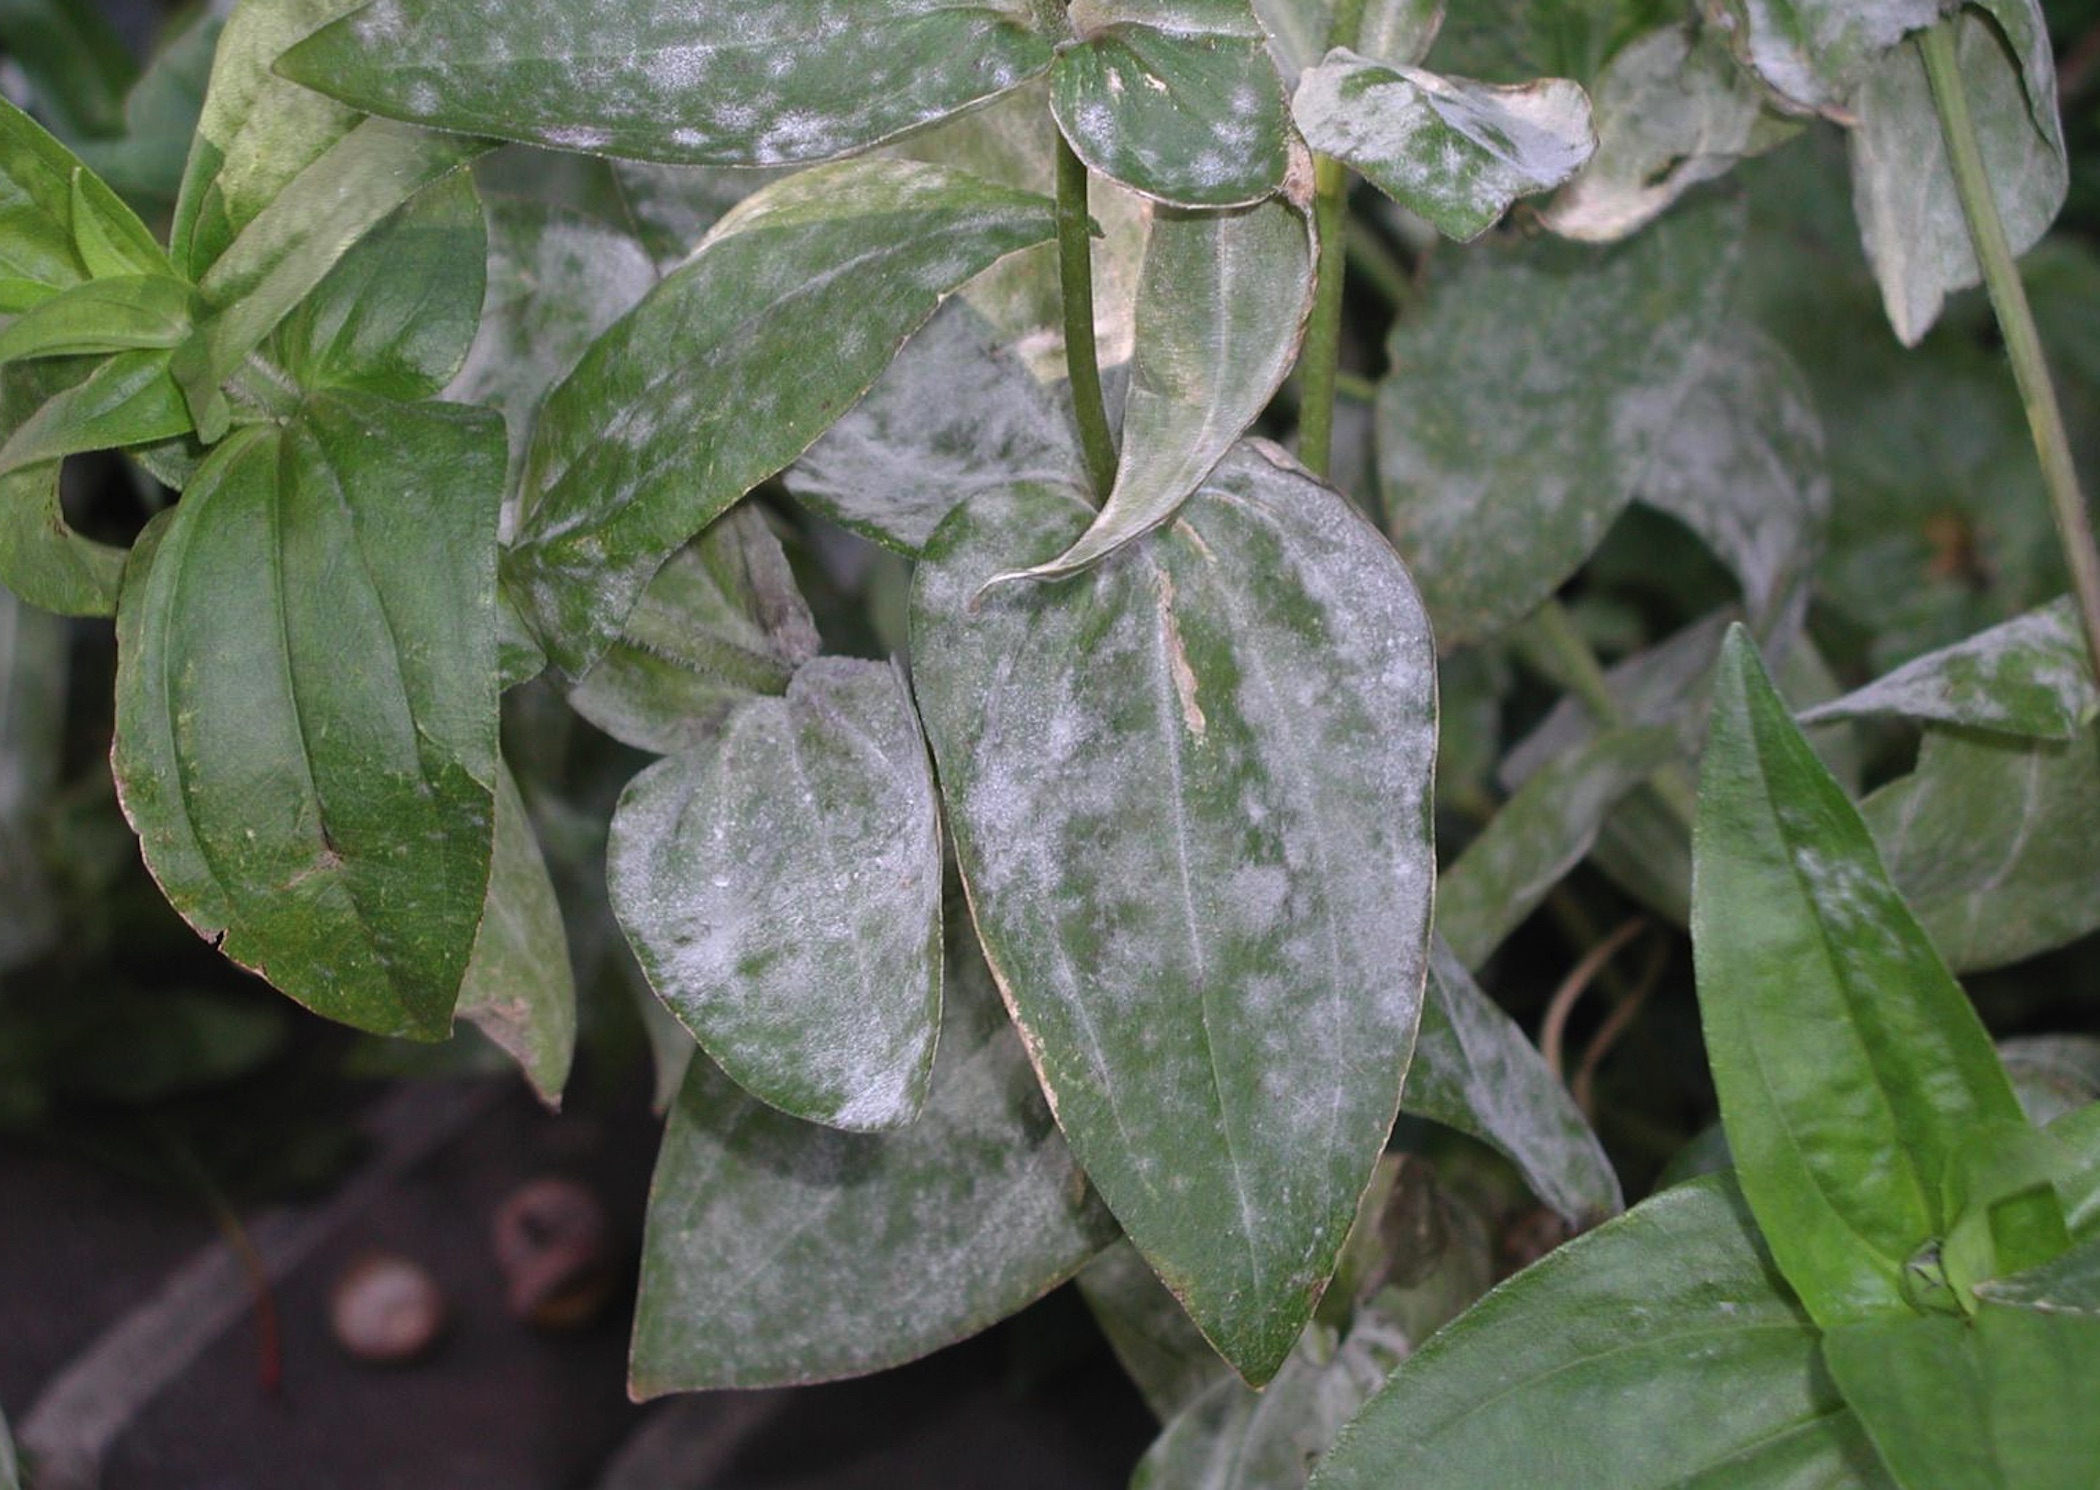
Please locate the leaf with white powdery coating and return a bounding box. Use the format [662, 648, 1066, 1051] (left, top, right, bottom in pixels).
[988, 196, 1314, 585]
[630, 900, 1119, 1392]
[1693, 625, 2026, 1327]
[279, 0, 1057, 167]
[1710, 0, 1942, 119]
[506, 158, 1057, 678]
[112, 394, 505, 1039]
[912, 444, 1438, 1384]
[609, 658, 942, 1131]
[1293, 49, 1593, 242]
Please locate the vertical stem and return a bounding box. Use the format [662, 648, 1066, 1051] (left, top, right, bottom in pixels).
[1298, 152, 1352, 480]
[1056, 131, 1118, 500]
[1919, 22, 2100, 679]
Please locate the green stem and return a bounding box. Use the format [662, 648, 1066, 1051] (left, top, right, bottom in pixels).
[1298, 152, 1352, 479]
[1345, 218, 1415, 310]
[1056, 131, 1118, 500]
[1919, 22, 2100, 681]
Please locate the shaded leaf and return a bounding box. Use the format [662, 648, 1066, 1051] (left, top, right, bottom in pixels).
[0, 582, 65, 973]
[0, 0, 136, 140]
[988, 196, 1314, 584]
[112, 395, 505, 1039]
[1311, 1175, 1891, 1490]
[507, 157, 1057, 677]
[1294, 50, 1593, 242]
[74, 11, 225, 215]
[1377, 194, 1742, 644]
[1078, 1241, 1236, 1422]
[1977, 1233, 2100, 1316]
[1427, 0, 1676, 84]
[1254, 0, 1443, 80]
[912, 444, 1438, 1384]
[1709, 0, 1940, 118]
[1999, 1036, 2100, 1128]
[281, 0, 1056, 167]
[1692, 625, 2025, 1327]
[630, 901, 1120, 1392]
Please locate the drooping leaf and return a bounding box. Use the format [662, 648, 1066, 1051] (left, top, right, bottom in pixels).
[1544, 22, 1798, 242]
[281, 0, 1057, 167]
[1803, 598, 2096, 741]
[1311, 1175, 1890, 1490]
[506, 157, 1057, 677]
[912, 444, 1438, 1384]
[456, 760, 576, 1108]
[1293, 50, 1594, 242]
[629, 901, 1120, 1392]
[1692, 625, 2025, 1327]
[112, 394, 505, 1039]
[1051, 1, 1291, 208]
[785, 299, 1090, 556]
[1078, 1241, 1237, 1422]
[1406, 940, 1623, 1225]
[1709, 0, 1940, 118]
[267, 168, 487, 401]
[0, 274, 194, 365]
[988, 196, 1314, 584]
[0, 95, 166, 297]
[1866, 722, 2100, 974]
[567, 504, 819, 755]
[609, 658, 943, 1131]
[1377, 194, 1742, 644]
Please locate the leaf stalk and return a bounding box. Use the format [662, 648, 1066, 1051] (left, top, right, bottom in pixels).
[1055, 131, 1118, 500]
[1298, 152, 1352, 479]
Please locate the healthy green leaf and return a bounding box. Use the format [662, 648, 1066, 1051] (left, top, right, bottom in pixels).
[0, 274, 193, 366]
[912, 444, 1438, 1384]
[609, 658, 943, 1131]
[0, 95, 166, 295]
[1865, 723, 2100, 974]
[1311, 1175, 1890, 1490]
[75, 11, 224, 215]
[0, 0, 137, 140]
[1803, 598, 2096, 741]
[1407, 939, 1624, 1226]
[629, 899, 1120, 1392]
[1709, 0, 1940, 118]
[1051, 2, 1291, 208]
[1377, 194, 1741, 644]
[112, 394, 505, 1039]
[456, 759, 576, 1108]
[988, 196, 1314, 584]
[567, 505, 819, 755]
[1078, 1240, 1236, 1422]
[1293, 50, 1594, 242]
[507, 157, 1057, 677]
[1693, 625, 2025, 1327]
[280, 0, 1058, 167]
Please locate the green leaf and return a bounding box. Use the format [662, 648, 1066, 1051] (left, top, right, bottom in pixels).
[0, 95, 166, 293]
[75, 12, 225, 215]
[0, 581, 65, 974]
[1435, 724, 1680, 971]
[507, 157, 1057, 678]
[567, 505, 819, 755]
[1254, 0, 1444, 79]
[111, 394, 505, 1039]
[1803, 598, 2096, 741]
[785, 299, 1090, 556]
[1293, 50, 1594, 242]
[0, 274, 194, 364]
[988, 196, 1314, 585]
[2000, 1037, 2100, 1128]
[1078, 1240, 1237, 1422]
[911, 444, 1438, 1384]
[1311, 1175, 1890, 1490]
[1865, 723, 2100, 975]
[629, 899, 1120, 1392]
[1710, 0, 1940, 118]
[609, 658, 943, 1131]
[280, 0, 1057, 167]
[2048, 1103, 2100, 1243]
[456, 760, 576, 1108]
[1978, 1233, 2100, 1316]
[1847, 3, 2066, 345]
[0, 0, 137, 140]
[1543, 22, 1799, 242]
[1692, 624, 2025, 1327]
[1376, 194, 1742, 644]
[1051, 3, 1291, 208]
[269, 169, 487, 400]
[1407, 939, 1624, 1226]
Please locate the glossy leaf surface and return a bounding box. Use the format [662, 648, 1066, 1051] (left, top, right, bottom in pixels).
[112, 395, 505, 1038]
[507, 158, 1056, 677]
[913, 445, 1438, 1383]
[610, 658, 942, 1131]
[1693, 626, 2025, 1327]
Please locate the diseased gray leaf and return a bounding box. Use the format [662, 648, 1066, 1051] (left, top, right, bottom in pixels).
[1078, 1241, 1236, 1423]
[568, 505, 819, 756]
[1407, 939, 1623, 1226]
[506, 157, 1057, 677]
[785, 299, 1089, 556]
[1801, 597, 2096, 740]
[1253, 0, 1443, 81]
[629, 901, 1119, 1392]
[1377, 195, 1742, 644]
[607, 160, 790, 269]
[609, 658, 942, 1131]
[912, 444, 1438, 1384]
[1293, 49, 1594, 242]
[1709, 0, 1941, 119]
[988, 197, 1314, 585]
[2000, 1035, 2100, 1127]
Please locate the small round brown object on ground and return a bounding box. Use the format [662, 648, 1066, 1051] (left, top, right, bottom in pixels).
[330, 1253, 446, 1365]
[491, 1176, 615, 1329]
